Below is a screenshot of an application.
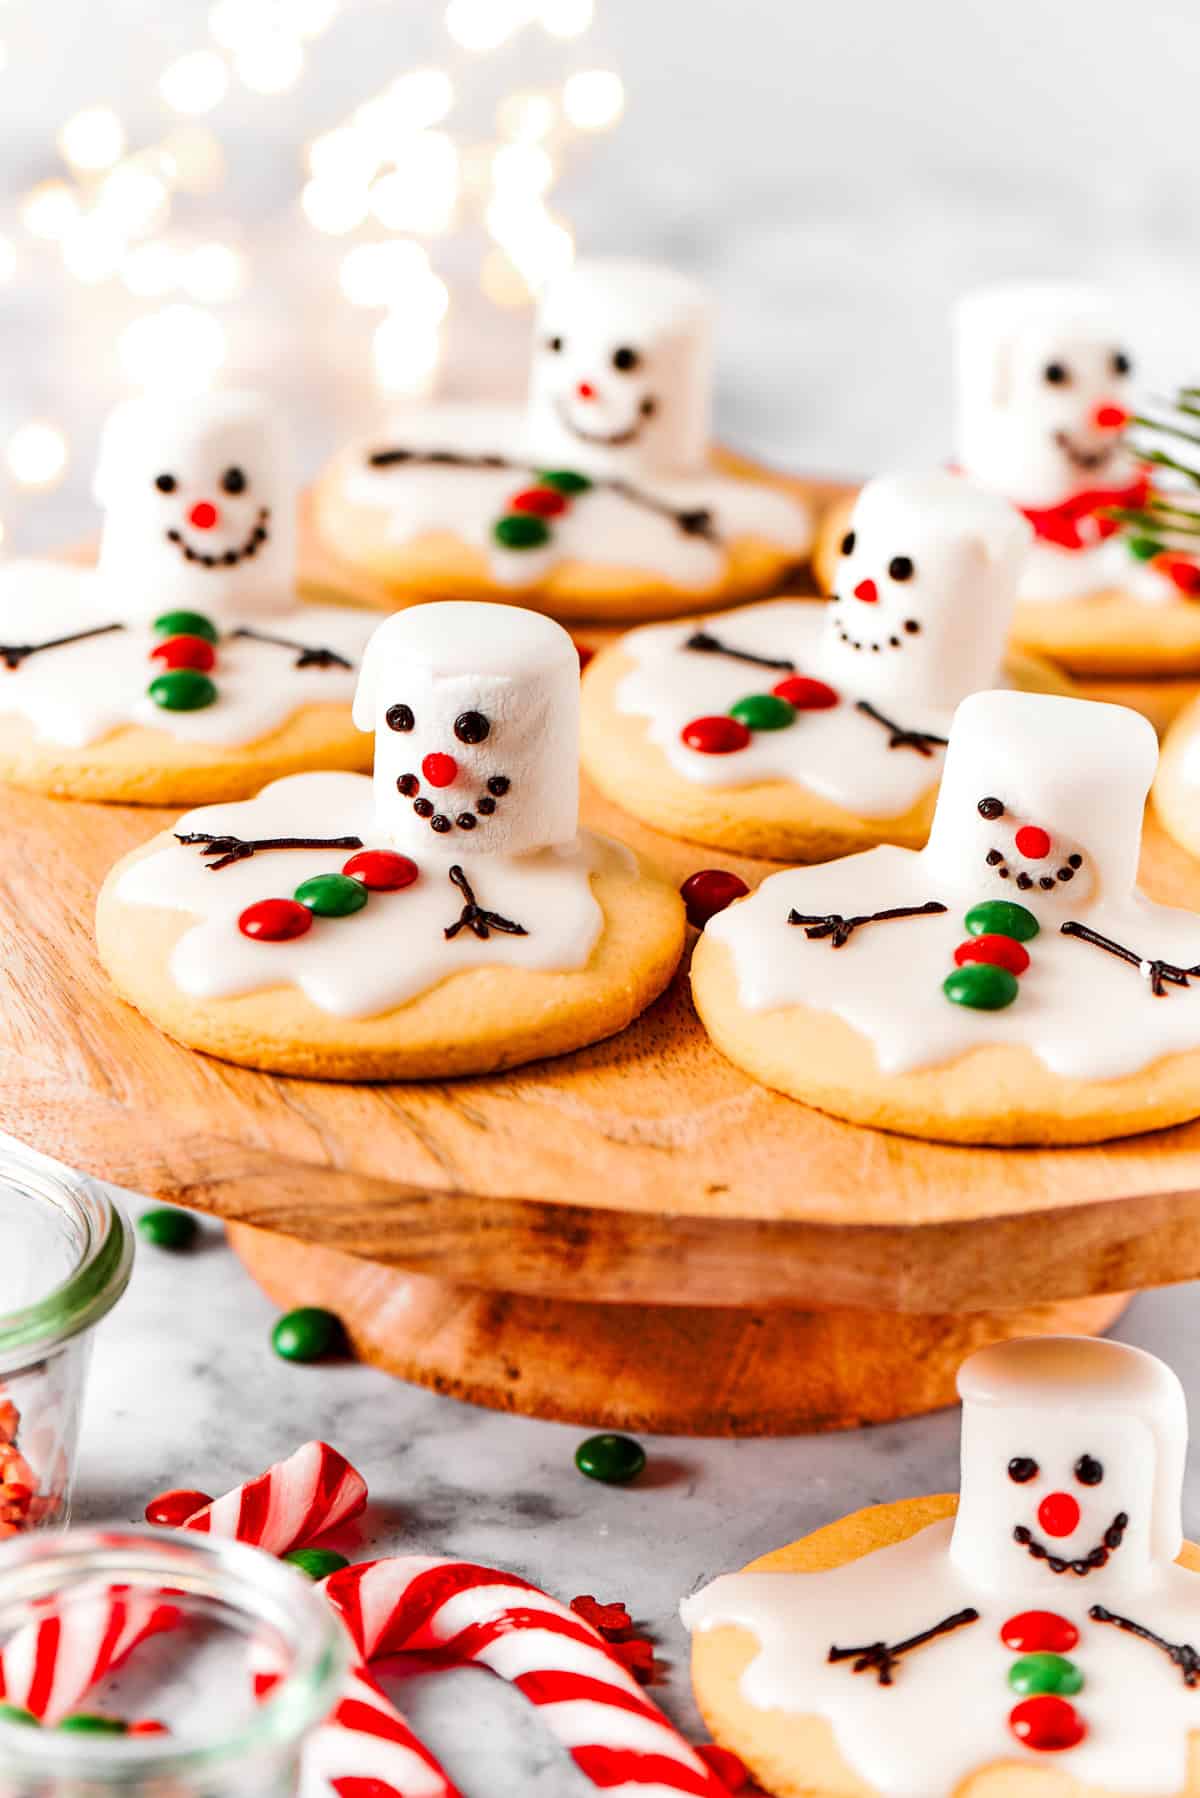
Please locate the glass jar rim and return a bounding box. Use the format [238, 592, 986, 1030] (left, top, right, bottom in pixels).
[0, 1527, 349, 1779]
[0, 1147, 133, 1373]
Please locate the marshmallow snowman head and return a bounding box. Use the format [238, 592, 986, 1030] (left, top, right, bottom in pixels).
[821, 473, 1030, 708]
[526, 258, 713, 480]
[924, 690, 1157, 912]
[353, 601, 580, 859]
[94, 392, 296, 624]
[954, 283, 1137, 508]
[950, 1336, 1187, 1599]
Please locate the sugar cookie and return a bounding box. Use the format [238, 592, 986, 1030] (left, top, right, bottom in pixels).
[582, 473, 1066, 861]
[0, 393, 377, 805]
[312, 258, 813, 623]
[685, 1335, 1200, 1798]
[97, 602, 685, 1080]
[692, 689, 1200, 1144]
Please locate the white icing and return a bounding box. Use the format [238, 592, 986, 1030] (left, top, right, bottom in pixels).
[706, 690, 1200, 1080]
[683, 1337, 1200, 1798]
[0, 560, 373, 750]
[1020, 535, 1176, 606]
[615, 474, 1026, 820]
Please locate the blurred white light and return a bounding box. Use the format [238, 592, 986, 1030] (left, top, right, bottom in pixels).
[61, 216, 125, 284]
[295, 0, 339, 36]
[7, 423, 68, 489]
[540, 0, 592, 35]
[159, 127, 226, 195]
[0, 237, 17, 283]
[370, 131, 458, 235]
[235, 33, 304, 94]
[497, 91, 556, 142]
[181, 241, 243, 302]
[308, 127, 378, 186]
[562, 68, 623, 130]
[491, 143, 553, 197]
[122, 241, 178, 298]
[208, 0, 249, 49]
[160, 50, 229, 116]
[0, 42, 9, 73]
[98, 164, 170, 236]
[21, 181, 79, 242]
[445, 0, 526, 51]
[301, 178, 369, 235]
[389, 67, 454, 129]
[339, 238, 437, 309]
[488, 198, 573, 288]
[119, 304, 226, 391]
[59, 107, 126, 173]
[481, 247, 532, 308]
[373, 313, 441, 397]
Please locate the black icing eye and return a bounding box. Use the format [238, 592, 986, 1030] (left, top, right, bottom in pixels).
[1008, 1457, 1039, 1484]
[385, 704, 414, 733]
[454, 710, 490, 745]
[888, 556, 915, 582]
[612, 345, 640, 373]
[546, 334, 564, 353]
[978, 796, 1005, 820]
[221, 466, 247, 495]
[155, 473, 177, 494]
[1112, 350, 1132, 378]
[639, 396, 657, 417]
[840, 531, 856, 556]
[1075, 1455, 1104, 1486]
[1044, 361, 1070, 385]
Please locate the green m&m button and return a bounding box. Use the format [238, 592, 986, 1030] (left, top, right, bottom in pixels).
[964, 900, 1040, 943]
[58, 1714, 128, 1734]
[148, 669, 217, 712]
[1127, 536, 1166, 563]
[294, 873, 369, 918]
[137, 1207, 199, 1251]
[943, 963, 1019, 1011]
[152, 610, 219, 643]
[0, 1705, 38, 1727]
[575, 1432, 646, 1485]
[271, 1306, 345, 1363]
[494, 514, 551, 550]
[284, 1548, 351, 1580]
[728, 694, 796, 732]
[1008, 1652, 1084, 1697]
[535, 469, 592, 494]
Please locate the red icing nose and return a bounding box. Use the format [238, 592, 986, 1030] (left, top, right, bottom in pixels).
[853, 578, 879, 604]
[188, 501, 219, 530]
[577, 381, 597, 401]
[1037, 1492, 1080, 1538]
[422, 752, 458, 789]
[1093, 403, 1128, 431]
[1014, 825, 1051, 860]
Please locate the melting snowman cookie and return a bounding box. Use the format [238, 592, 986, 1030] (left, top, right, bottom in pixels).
[95, 600, 685, 1080]
[581, 473, 1062, 861]
[684, 1335, 1200, 1798]
[0, 392, 377, 805]
[313, 257, 813, 623]
[692, 688, 1200, 1143]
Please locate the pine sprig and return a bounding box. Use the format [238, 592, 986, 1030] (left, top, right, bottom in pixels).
[1108, 389, 1200, 554]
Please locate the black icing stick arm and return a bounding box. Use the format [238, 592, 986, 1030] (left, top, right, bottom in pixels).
[829, 1608, 980, 1687]
[1061, 921, 1200, 996]
[0, 622, 125, 669]
[229, 627, 352, 671]
[789, 900, 948, 948]
[176, 832, 364, 871]
[683, 629, 796, 672]
[855, 700, 949, 759]
[443, 864, 528, 942]
[1089, 1606, 1200, 1687]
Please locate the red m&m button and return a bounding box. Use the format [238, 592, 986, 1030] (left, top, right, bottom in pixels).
[1009, 1694, 1086, 1751]
[342, 850, 419, 892]
[511, 487, 568, 517]
[681, 715, 751, 755]
[680, 869, 750, 929]
[953, 934, 1030, 977]
[238, 898, 313, 942]
[150, 634, 216, 673]
[144, 1487, 212, 1528]
[1001, 1612, 1079, 1655]
[771, 675, 839, 711]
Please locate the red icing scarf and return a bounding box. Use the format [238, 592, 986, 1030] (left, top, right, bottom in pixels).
[1020, 474, 1149, 551]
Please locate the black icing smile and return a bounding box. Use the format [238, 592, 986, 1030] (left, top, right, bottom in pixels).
[1053, 429, 1117, 475]
[1013, 1511, 1129, 1577]
[830, 599, 922, 654]
[396, 771, 511, 835]
[985, 846, 1083, 892]
[166, 507, 271, 568]
[553, 393, 651, 448]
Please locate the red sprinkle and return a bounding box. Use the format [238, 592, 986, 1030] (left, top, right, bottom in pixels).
[1037, 1491, 1081, 1539]
[511, 487, 569, 518]
[150, 634, 217, 673]
[680, 869, 750, 929]
[575, 640, 595, 672]
[570, 1596, 634, 1636]
[1156, 555, 1200, 597]
[953, 934, 1030, 977]
[1014, 825, 1051, 860]
[128, 1719, 169, 1737]
[681, 715, 751, 755]
[343, 850, 419, 892]
[144, 1487, 213, 1529]
[1001, 1611, 1079, 1655]
[609, 1636, 658, 1684]
[1009, 1694, 1086, 1751]
[238, 898, 314, 943]
[771, 675, 839, 711]
[697, 1745, 757, 1792]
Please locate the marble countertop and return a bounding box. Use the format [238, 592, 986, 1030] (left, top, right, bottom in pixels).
[70, 1190, 1200, 1794]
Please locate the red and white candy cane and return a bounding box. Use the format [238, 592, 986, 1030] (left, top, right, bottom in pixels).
[178, 1440, 366, 1555]
[0, 1585, 181, 1725]
[302, 1662, 462, 1798]
[323, 1558, 728, 1797]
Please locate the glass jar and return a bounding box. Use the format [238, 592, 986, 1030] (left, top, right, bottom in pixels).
[0, 1527, 348, 1795]
[0, 1148, 133, 1534]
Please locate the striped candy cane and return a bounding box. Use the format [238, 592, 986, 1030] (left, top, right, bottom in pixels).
[322, 1558, 727, 1797]
[0, 1585, 181, 1724]
[302, 1662, 462, 1798]
[179, 1441, 367, 1554]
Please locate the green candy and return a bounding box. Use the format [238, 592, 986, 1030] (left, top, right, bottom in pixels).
[148, 669, 217, 712]
[58, 1714, 128, 1734]
[271, 1306, 345, 1363]
[493, 513, 551, 550]
[1008, 1652, 1084, 1697]
[1127, 536, 1166, 563]
[153, 609, 219, 643]
[943, 964, 1019, 1011]
[728, 694, 796, 733]
[138, 1207, 199, 1251]
[284, 1548, 351, 1580]
[534, 469, 592, 495]
[575, 1432, 646, 1486]
[964, 900, 1040, 943]
[0, 1705, 39, 1727]
[294, 872, 369, 918]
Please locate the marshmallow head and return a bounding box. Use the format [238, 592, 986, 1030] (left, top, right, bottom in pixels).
[526, 258, 713, 479]
[925, 690, 1157, 910]
[353, 601, 580, 859]
[950, 1337, 1187, 1598]
[954, 283, 1137, 507]
[822, 473, 1030, 708]
[94, 392, 296, 624]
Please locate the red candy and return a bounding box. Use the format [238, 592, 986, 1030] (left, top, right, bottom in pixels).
[697, 1745, 755, 1792]
[511, 486, 568, 517]
[144, 1487, 212, 1529]
[150, 634, 216, 673]
[680, 869, 750, 929]
[1001, 1610, 1078, 1654]
[128, 1719, 169, 1737]
[772, 675, 838, 711]
[343, 850, 419, 892]
[1037, 1491, 1081, 1538]
[575, 640, 595, 672]
[1009, 1694, 1086, 1751]
[1014, 825, 1051, 860]
[1157, 555, 1200, 597]
[681, 715, 751, 755]
[953, 934, 1030, 977]
[238, 898, 313, 943]
[422, 752, 458, 788]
